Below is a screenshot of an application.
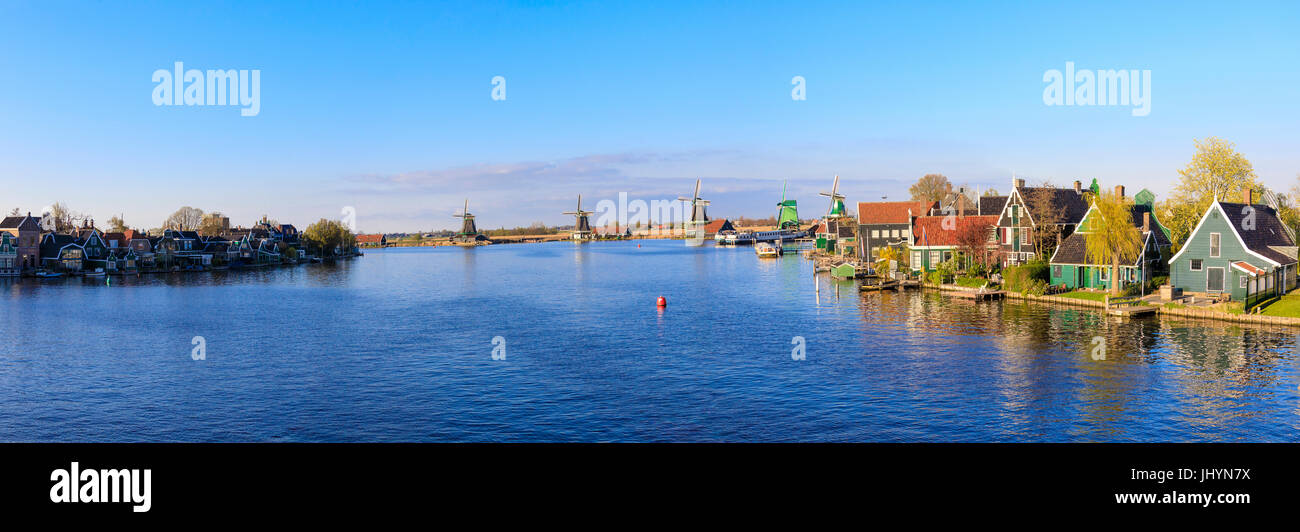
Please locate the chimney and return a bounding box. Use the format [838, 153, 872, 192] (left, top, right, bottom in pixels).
[959, 198, 965, 217]
[1243, 187, 1253, 205]
[1143, 212, 1150, 232]
[1114, 185, 1125, 198]
[1014, 178, 1025, 189]
[1073, 180, 1081, 193]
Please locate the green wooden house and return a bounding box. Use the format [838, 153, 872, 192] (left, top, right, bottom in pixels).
[1048, 199, 1170, 290]
[1168, 193, 1297, 300]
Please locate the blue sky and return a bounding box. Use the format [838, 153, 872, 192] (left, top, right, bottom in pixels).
[2, 0, 1298, 232]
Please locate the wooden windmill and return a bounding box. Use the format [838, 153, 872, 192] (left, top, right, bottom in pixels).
[817, 175, 849, 253]
[678, 179, 710, 241]
[820, 175, 846, 219]
[563, 194, 594, 240]
[453, 198, 479, 242]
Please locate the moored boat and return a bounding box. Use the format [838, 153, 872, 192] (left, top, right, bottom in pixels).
[755, 242, 783, 258]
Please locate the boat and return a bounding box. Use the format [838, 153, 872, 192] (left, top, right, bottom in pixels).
[720, 181, 812, 245]
[755, 242, 783, 258]
[85, 268, 106, 277]
[35, 271, 64, 279]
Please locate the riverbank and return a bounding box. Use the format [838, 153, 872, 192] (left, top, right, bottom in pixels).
[924, 282, 1300, 328]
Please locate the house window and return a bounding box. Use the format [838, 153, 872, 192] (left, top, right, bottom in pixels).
[1053, 265, 1062, 278]
[929, 251, 940, 265]
[912, 251, 921, 266]
[942, 251, 952, 262]
[1100, 268, 1109, 281]
[1207, 267, 1225, 291]
[871, 230, 880, 239]
[1190, 259, 1203, 271]
[1020, 229, 1029, 244]
[1003, 228, 1012, 245]
[1240, 276, 1248, 289]
[891, 229, 900, 239]
[1209, 233, 1220, 258]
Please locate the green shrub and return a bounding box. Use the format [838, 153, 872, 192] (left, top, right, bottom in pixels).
[1003, 260, 1049, 293]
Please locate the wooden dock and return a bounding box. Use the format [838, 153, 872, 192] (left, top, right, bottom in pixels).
[859, 280, 899, 292]
[1104, 295, 1157, 317]
[948, 290, 1005, 301]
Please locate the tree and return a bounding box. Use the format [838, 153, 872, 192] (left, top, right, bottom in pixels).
[7, 208, 19, 216]
[43, 202, 81, 232]
[303, 218, 356, 257]
[164, 206, 205, 231]
[983, 188, 1001, 197]
[1160, 137, 1260, 253]
[954, 218, 995, 273]
[1085, 191, 1144, 295]
[107, 215, 128, 233]
[909, 174, 952, 203]
[198, 212, 227, 237]
[1021, 179, 1065, 261]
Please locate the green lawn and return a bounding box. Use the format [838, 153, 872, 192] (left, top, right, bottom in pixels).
[1258, 293, 1300, 317]
[1057, 290, 1108, 302]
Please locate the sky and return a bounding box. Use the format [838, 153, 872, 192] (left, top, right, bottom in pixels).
[1, 0, 1298, 233]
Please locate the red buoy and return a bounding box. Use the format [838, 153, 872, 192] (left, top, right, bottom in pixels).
[656, 296, 667, 307]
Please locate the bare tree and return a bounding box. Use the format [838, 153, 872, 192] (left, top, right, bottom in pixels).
[164, 206, 205, 231]
[1020, 180, 1064, 260]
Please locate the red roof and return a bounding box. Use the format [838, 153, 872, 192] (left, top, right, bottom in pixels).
[704, 219, 732, 233]
[1231, 261, 1265, 276]
[911, 215, 998, 247]
[356, 234, 385, 243]
[857, 201, 937, 225]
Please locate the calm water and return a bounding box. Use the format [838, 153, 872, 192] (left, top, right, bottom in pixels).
[2, 239, 1299, 442]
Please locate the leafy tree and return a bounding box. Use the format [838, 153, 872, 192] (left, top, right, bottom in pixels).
[909, 174, 952, 203]
[1159, 137, 1260, 252]
[303, 218, 356, 257]
[164, 206, 205, 231]
[982, 188, 1001, 197]
[1085, 191, 1143, 296]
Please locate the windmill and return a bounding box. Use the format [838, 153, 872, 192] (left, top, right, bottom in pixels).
[563, 194, 594, 240]
[776, 181, 800, 231]
[678, 179, 710, 243]
[815, 175, 849, 252]
[820, 175, 846, 219]
[453, 199, 479, 242]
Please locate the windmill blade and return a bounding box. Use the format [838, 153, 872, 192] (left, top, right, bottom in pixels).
[694, 179, 701, 200]
[577, 194, 583, 211]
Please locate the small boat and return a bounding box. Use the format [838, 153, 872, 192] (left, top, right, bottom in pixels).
[85, 268, 106, 277]
[35, 271, 64, 278]
[755, 242, 783, 258]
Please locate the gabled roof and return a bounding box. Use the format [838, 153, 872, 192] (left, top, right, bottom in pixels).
[1218, 202, 1296, 265]
[1014, 186, 1089, 224]
[0, 215, 40, 231]
[703, 219, 734, 233]
[857, 201, 936, 225]
[356, 234, 386, 243]
[1231, 261, 1265, 276]
[911, 215, 998, 247]
[978, 196, 1008, 216]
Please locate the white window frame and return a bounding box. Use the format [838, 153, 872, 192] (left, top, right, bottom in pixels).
[1020, 229, 1029, 244]
[929, 250, 940, 265]
[1240, 275, 1248, 289]
[1100, 267, 1109, 281]
[912, 251, 921, 266]
[1190, 259, 1203, 271]
[1209, 233, 1220, 258]
[871, 230, 880, 239]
